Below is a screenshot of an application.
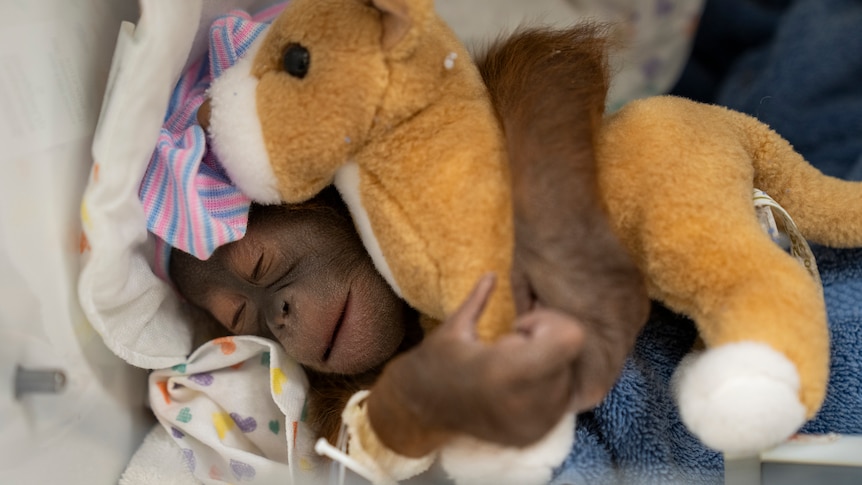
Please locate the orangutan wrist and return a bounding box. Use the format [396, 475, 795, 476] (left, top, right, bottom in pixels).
[367, 361, 451, 458]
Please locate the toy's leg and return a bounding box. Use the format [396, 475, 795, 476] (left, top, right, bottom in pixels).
[597, 97, 831, 454]
[643, 200, 829, 456]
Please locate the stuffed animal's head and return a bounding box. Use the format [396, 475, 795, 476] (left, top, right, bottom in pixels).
[208, 0, 449, 204]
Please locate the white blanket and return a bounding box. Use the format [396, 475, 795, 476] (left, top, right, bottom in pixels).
[76, 1, 324, 483]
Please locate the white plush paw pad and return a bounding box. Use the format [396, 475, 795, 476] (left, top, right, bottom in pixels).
[672, 342, 806, 457]
[439, 413, 575, 485]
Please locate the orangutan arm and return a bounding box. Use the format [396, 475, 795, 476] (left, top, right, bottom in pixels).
[477, 25, 650, 411]
[366, 274, 584, 458]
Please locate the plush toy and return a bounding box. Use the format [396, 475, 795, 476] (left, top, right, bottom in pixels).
[594, 95, 862, 455]
[203, 1, 862, 481]
[205, 0, 515, 342]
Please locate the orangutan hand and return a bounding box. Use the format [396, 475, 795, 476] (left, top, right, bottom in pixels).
[367, 274, 585, 457]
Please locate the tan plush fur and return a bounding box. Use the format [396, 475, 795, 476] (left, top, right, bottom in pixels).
[599, 96, 862, 417]
[206, 7, 862, 459]
[247, 0, 515, 340]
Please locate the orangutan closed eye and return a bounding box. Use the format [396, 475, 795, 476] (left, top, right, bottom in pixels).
[169, 186, 411, 376]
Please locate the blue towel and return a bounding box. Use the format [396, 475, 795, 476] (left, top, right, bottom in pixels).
[552, 247, 862, 485]
[674, 0, 862, 180]
[713, 0, 862, 181]
[553, 0, 862, 482]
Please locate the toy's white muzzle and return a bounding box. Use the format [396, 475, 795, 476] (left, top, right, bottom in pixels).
[208, 29, 281, 204]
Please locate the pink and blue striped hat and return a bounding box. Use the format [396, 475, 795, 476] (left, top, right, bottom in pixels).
[139, 4, 285, 277]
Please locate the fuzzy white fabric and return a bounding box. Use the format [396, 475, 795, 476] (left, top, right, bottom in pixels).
[120, 425, 199, 485]
[439, 412, 576, 485]
[208, 29, 282, 204]
[673, 342, 807, 457]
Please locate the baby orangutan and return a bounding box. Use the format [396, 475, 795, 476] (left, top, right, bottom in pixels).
[170, 186, 586, 456]
[174, 22, 648, 468]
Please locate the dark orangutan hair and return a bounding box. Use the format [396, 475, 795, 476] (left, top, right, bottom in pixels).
[476, 22, 612, 214]
[476, 25, 647, 413]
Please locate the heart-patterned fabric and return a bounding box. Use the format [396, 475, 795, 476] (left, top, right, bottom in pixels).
[149, 335, 326, 484]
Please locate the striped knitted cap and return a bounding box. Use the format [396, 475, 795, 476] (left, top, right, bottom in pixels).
[139, 5, 285, 276]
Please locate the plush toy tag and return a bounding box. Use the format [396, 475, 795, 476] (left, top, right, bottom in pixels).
[753, 189, 822, 289]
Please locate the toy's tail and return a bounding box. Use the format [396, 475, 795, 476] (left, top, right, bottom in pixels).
[738, 112, 862, 248]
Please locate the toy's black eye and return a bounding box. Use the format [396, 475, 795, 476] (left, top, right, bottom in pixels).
[282, 43, 310, 79]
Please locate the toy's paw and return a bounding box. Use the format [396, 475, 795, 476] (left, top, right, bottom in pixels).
[673, 342, 806, 457]
[439, 413, 575, 485]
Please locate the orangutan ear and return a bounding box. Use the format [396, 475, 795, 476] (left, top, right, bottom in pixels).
[370, 0, 413, 51]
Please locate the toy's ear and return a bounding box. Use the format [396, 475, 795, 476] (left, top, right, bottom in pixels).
[369, 0, 429, 58]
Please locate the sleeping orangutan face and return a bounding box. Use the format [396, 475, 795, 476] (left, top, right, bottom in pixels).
[170, 187, 407, 375]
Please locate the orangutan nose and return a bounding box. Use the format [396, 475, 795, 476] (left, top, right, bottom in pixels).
[268, 296, 290, 331]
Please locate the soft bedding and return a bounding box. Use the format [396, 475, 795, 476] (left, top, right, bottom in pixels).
[79, 3, 329, 483]
[551, 247, 862, 485]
